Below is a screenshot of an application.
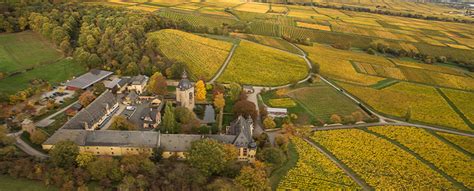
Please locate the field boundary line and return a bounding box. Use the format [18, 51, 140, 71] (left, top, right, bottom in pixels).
[304, 138, 372, 191]
[209, 41, 239, 83]
[364, 128, 470, 190]
[426, 130, 474, 158]
[436, 88, 474, 130]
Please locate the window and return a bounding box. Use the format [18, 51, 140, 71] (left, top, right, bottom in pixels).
[97, 152, 99, 154]
[111, 148, 113, 150]
[111, 152, 114, 155]
[96, 147, 98, 150]
[243, 148, 248, 156]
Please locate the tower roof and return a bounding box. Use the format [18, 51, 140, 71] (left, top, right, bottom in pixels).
[177, 70, 192, 91]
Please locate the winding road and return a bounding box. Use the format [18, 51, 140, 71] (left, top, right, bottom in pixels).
[7, 131, 48, 159]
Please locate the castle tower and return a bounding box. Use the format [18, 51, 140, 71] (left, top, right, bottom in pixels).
[176, 70, 195, 111]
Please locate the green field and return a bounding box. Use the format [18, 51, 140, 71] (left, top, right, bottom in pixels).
[0, 59, 86, 95]
[0, 175, 59, 191]
[0, 31, 62, 75]
[287, 82, 366, 123]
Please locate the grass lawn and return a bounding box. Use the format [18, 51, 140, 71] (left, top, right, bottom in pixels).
[0, 31, 62, 74]
[0, 58, 86, 95]
[0, 175, 59, 191]
[269, 142, 298, 190]
[286, 82, 365, 123]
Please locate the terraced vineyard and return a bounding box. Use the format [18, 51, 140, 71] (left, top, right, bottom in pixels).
[311, 128, 458, 189]
[278, 137, 359, 190]
[147, 29, 233, 80]
[157, 8, 236, 28]
[217, 40, 308, 86]
[338, 82, 470, 131]
[369, 126, 474, 189]
[441, 88, 474, 125]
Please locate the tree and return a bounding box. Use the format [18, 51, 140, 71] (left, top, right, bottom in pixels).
[78, 91, 96, 106]
[405, 107, 412, 122]
[150, 147, 163, 163]
[274, 134, 288, 148]
[257, 147, 285, 166]
[263, 117, 276, 129]
[330, 114, 342, 124]
[0, 125, 16, 159]
[187, 139, 228, 177]
[76, 152, 95, 168]
[93, 82, 106, 94]
[30, 130, 47, 145]
[148, 72, 167, 95]
[235, 162, 269, 190]
[351, 111, 364, 122]
[233, 99, 257, 120]
[49, 140, 79, 168]
[162, 102, 177, 133]
[228, 83, 242, 101]
[195, 80, 206, 101]
[87, 156, 122, 182]
[213, 92, 225, 132]
[109, 116, 137, 131]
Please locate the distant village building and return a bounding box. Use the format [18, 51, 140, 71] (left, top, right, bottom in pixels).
[127, 75, 148, 94]
[65, 69, 113, 90]
[267, 107, 288, 118]
[104, 77, 130, 93]
[61, 91, 118, 131]
[176, 71, 195, 111]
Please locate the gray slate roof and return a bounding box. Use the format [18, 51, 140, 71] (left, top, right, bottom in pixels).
[43, 129, 87, 146]
[131, 75, 148, 85]
[159, 134, 202, 152]
[104, 78, 122, 89]
[177, 71, 192, 91]
[228, 116, 255, 148]
[85, 130, 159, 147]
[62, 91, 117, 130]
[202, 105, 216, 124]
[44, 129, 159, 148]
[65, 69, 113, 89]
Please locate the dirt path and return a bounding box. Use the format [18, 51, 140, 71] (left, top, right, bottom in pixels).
[209, 43, 238, 83]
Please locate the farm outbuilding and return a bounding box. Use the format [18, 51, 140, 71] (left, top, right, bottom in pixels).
[65, 69, 113, 90]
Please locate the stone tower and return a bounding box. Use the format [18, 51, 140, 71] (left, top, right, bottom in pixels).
[176, 70, 195, 111]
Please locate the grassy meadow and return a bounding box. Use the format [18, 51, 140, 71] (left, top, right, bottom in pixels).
[0, 31, 62, 75]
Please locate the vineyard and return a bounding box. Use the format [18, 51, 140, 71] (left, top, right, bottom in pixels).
[286, 83, 366, 123]
[217, 40, 308, 86]
[230, 33, 301, 55]
[338, 82, 471, 131]
[147, 29, 233, 81]
[437, 132, 474, 154]
[441, 88, 474, 124]
[278, 137, 359, 190]
[157, 8, 236, 29]
[311, 128, 457, 189]
[369, 126, 474, 189]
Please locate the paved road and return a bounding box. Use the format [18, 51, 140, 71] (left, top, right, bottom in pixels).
[35, 100, 79, 128]
[7, 131, 48, 159]
[209, 43, 238, 83]
[303, 138, 372, 191]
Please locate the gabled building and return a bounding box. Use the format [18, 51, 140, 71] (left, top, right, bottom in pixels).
[227, 115, 257, 161]
[43, 116, 257, 162]
[61, 90, 118, 131]
[128, 75, 148, 94]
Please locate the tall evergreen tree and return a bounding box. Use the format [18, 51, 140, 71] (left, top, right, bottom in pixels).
[162, 102, 177, 134]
